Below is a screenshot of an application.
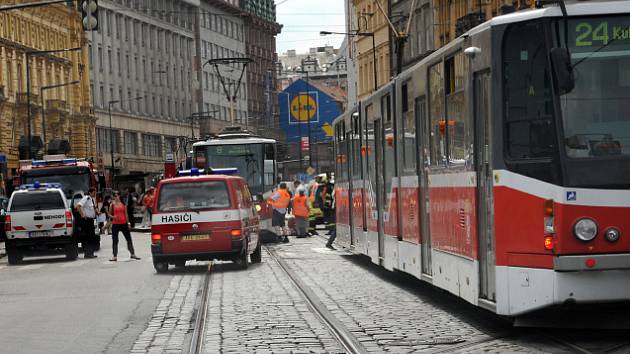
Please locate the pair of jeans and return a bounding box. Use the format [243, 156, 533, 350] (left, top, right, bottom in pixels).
[111, 223, 135, 257]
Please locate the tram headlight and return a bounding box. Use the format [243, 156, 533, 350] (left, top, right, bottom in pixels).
[574, 218, 598, 242]
[604, 228, 620, 243]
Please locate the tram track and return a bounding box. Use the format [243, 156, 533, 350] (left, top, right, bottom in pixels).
[188, 262, 213, 354]
[265, 245, 366, 354]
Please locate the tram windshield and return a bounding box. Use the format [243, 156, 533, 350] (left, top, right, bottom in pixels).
[559, 16, 630, 158]
[203, 144, 267, 195]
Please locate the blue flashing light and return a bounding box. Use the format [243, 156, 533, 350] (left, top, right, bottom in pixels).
[30, 158, 78, 166]
[62, 158, 78, 164]
[19, 182, 63, 190]
[31, 160, 47, 166]
[177, 168, 206, 177]
[210, 168, 239, 175]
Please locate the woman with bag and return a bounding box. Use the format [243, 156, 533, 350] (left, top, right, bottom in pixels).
[98, 195, 112, 235]
[108, 191, 141, 262]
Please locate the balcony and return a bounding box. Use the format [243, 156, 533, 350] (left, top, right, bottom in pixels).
[16, 92, 40, 106]
[455, 12, 486, 37]
[46, 99, 67, 111]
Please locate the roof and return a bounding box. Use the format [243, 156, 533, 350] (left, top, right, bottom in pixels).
[309, 81, 347, 103]
[158, 174, 243, 186]
[193, 136, 276, 147]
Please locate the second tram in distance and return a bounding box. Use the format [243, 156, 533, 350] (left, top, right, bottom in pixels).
[333, 1, 630, 316]
[192, 127, 278, 236]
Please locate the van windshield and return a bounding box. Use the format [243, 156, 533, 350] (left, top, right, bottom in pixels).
[157, 181, 230, 212]
[10, 191, 65, 212]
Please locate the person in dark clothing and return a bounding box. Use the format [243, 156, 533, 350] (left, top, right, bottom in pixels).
[77, 188, 99, 258]
[126, 187, 137, 229]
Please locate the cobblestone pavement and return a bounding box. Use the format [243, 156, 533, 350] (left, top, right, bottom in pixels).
[202, 253, 345, 353]
[268, 235, 630, 354]
[130, 263, 206, 354]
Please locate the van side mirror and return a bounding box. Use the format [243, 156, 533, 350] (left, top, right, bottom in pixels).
[550, 48, 575, 95]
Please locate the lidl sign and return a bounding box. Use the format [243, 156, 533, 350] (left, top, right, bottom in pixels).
[290, 94, 317, 122]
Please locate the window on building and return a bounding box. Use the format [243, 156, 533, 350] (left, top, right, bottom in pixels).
[96, 128, 120, 153]
[143, 134, 162, 157]
[123, 131, 137, 155]
[164, 137, 177, 155]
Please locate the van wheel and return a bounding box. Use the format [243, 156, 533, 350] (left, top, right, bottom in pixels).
[65, 243, 79, 261]
[250, 242, 262, 264]
[234, 248, 248, 270]
[153, 260, 169, 273]
[6, 245, 23, 265]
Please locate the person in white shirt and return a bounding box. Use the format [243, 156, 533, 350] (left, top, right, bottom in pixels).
[77, 187, 99, 258]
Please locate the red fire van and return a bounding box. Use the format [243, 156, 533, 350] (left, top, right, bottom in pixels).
[150, 168, 261, 272]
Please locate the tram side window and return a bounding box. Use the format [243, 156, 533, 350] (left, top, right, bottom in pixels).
[429, 62, 446, 166]
[264, 143, 275, 191]
[445, 52, 470, 166]
[503, 21, 555, 159]
[381, 94, 392, 122]
[401, 81, 417, 173]
[365, 104, 376, 190]
[352, 113, 362, 179]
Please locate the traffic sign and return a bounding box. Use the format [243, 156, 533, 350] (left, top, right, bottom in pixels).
[306, 166, 316, 176]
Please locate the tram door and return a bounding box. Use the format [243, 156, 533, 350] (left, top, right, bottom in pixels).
[415, 96, 432, 276]
[474, 71, 496, 301]
[374, 118, 385, 260]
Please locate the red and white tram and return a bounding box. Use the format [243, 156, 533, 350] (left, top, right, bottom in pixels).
[334, 1, 630, 316]
[193, 127, 277, 237]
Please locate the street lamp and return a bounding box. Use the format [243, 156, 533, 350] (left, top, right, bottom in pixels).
[25, 46, 82, 159]
[108, 96, 143, 188]
[320, 30, 378, 92]
[40, 80, 80, 146]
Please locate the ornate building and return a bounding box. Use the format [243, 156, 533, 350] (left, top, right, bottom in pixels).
[353, 0, 391, 99]
[433, 0, 533, 48]
[0, 2, 95, 173]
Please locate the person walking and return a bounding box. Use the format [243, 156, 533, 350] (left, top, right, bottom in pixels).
[98, 195, 112, 235]
[76, 187, 99, 258]
[325, 187, 337, 250]
[269, 182, 291, 243]
[126, 187, 137, 229]
[292, 189, 310, 238]
[141, 187, 155, 228]
[108, 191, 141, 262]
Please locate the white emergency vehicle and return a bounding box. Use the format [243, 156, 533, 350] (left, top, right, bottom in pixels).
[4, 183, 76, 264]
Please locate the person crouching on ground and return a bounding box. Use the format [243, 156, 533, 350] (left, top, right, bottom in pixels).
[269, 182, 291, 242]
[292, 189, 310, 238]
[108, 191, 141, 262]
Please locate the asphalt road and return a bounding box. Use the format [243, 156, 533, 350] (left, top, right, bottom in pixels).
[0, 232, 174, 354]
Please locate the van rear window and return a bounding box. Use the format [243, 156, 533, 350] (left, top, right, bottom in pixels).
[10, 191, 65, 212]
[157, 181, 230, 212]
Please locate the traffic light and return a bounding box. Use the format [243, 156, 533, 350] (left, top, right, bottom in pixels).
[81, 0, 98, 31]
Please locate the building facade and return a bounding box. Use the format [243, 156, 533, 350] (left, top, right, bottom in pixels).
[239, 0, 282, 139]
[0, 2, 95, 178]
[353, 0, 391, 99]
[197, 0, 249, 135]
[88, 0, 198, 184]
[433, 0, 533, 48]
[390, 0, 434, 72]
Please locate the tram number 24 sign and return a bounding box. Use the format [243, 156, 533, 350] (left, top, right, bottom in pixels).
[572, 18, 630, 48]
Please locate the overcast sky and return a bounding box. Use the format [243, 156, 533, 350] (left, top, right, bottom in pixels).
[275, 0, 346, 55]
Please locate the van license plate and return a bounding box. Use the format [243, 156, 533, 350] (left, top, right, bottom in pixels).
[182, 234, 210, 241]
[29, 231, 54, 237]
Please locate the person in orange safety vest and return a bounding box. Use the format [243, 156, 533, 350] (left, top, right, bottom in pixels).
[269, 182, 291, 242]
[292, 189, 310, 238]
